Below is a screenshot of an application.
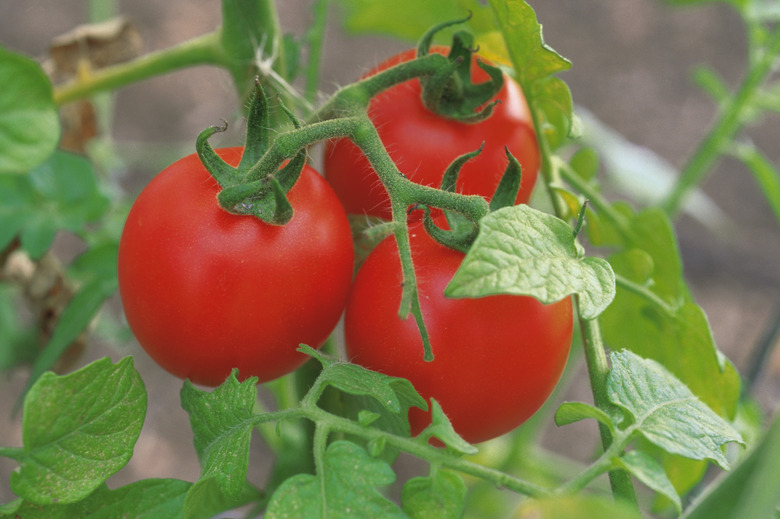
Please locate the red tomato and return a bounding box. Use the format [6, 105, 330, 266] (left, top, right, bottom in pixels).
[344, 225, 572, 443]
[324, 47, 540, 220]
[118, 148, 354, 386]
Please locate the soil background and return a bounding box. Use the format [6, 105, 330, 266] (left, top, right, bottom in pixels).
[1, 0, 779, 511]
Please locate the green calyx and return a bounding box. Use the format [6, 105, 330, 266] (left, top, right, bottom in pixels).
[417, 18, 504, 123]
[196, 80, 305, 225]
[422, 145, 523, 253]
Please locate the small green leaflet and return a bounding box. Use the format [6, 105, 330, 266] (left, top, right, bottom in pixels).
[615, 450, 681, 513]
[265, 441, 406, 519]
[10, 357, 146, 504]
[487, 0, 571, 87]
[608, 350, 743, 470]
[446, 205, 615, 319]
[180, 373, 258, 501]
[0, 47, 60, 174]
[402, 470, 467, 519]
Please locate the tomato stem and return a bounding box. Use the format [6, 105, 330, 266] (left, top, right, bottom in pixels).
[258, 404, 552, 499]
[577, 309, 638, 505]
[53, 31, 226, 106]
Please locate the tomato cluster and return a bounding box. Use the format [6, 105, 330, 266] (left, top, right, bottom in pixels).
[118, 48, 573, 443]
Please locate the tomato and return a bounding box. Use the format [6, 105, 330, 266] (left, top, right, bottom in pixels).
[118, 147, 354, 386]
[324, 47, 540, 220]
[344, 225, 572, 444]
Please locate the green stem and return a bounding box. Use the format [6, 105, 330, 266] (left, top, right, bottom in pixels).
[578, 313, 638, 504]
[53, 31, 226, 106]
[559, 426, 636, 494]
[296, 407, 551, 498]
[0, 446, 25, 460]
[525, 89, 567, 219]
[661, 25, 780, 216]
[304, 0, 331, 104]
[313, 53, 449, 121]
[313, 423, 330, 516]
[614, 274, 679, 315]
[554, 156, 632, 237]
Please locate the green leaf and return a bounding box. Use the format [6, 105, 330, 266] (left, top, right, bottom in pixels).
[514, 494, 642, 519]
[554, 402, 615, 429]
[0, 151, 109, 259]
[615, 450, 681, 513]
[532, 77, 575, 150]
[682, 412, 780, 519]
[486, 0, 571, 87]
[180, 373, 257, 500]
[313, 347, 428, 457]
[401, 470, 467, 519]
[418, 401, 477, 456]
[607, 350, 743, 469]
[601, 209, 741, 421]
[4, 479, 192, 519]
[265, 440, 406, 518]
[0, 47, 59, 174]
[182, 478, 261, 519]
[335, 0, 496, 42]
[446, 205, 615, 319]
[318, 362, 427, 415]
[10, 357, 146, 504]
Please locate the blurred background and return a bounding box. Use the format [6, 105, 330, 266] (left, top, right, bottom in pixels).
[1, 0, 779, 509]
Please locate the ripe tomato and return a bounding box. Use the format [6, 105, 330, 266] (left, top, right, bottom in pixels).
[324, 47, 540, 220]
[344, 225, 572, 444]
[118, 147, 354, 386]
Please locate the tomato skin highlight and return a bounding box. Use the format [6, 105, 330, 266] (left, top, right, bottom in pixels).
[118, 147, 354, 386]
[324, 47, 540, 219]
[344, 225, 573, 444]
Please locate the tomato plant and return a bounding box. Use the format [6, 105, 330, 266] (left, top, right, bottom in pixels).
[117, 147, 354, 386]
[344, 222, 573, 444]
[324, 46, 540, 219]
[2, 1, 779, 518]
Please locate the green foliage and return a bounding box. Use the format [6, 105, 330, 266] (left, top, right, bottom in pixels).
[0, 47, 59, 174]
[336, 0, 497, 42]
[0, 151, 109, 259]
[446, 204, 615, 319]
[180, 373, 261, 513]
[556, 350, 743, 510]
[681, 413, 780, 519]
[266, 441, 406, 518]
[2, 479, 192, 519]
[8, 358, 146, 504]
[2, 0, 779, 517]
[607, 351, 742, 469]
[486, 0, 571, 87]
[402, 470, 467, 519]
